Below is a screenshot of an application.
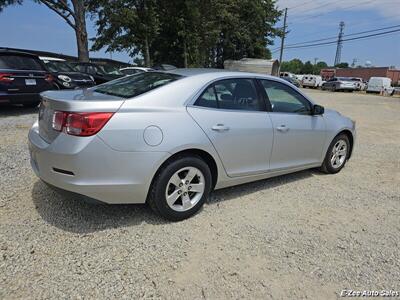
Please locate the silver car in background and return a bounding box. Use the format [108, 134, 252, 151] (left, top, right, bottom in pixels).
[29, 69, 356, 221]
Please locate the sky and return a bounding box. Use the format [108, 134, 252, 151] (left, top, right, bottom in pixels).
[273, 0, 400, 67]
[0, 0, 399, 67]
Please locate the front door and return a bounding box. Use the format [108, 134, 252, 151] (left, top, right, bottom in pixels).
[259, 79, 326, 170]
[187, 78, 274, 177]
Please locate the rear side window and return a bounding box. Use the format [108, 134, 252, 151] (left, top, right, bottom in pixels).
[0, 55, 44, 70]
[195, 78, 262, 111]
[93, 72, 182, 98]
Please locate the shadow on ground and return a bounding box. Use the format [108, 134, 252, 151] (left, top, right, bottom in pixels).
[32, 170, 317, 234]
[0, 104, 38, 117]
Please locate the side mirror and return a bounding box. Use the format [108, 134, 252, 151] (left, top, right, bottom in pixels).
[312, 104, 324, 115]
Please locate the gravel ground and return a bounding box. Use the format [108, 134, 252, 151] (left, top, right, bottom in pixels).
[1, 90, 399, 299]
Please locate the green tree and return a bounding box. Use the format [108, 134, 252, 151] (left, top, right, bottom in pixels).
[91, 0, 159, 66]
[0, 0, 91, 62]
[280, 58, 303, 74]
[91, 0, 281, 67]
[301, 61, 314, 74]
[313, 61, 328, 75]
[335, 62, 349, 68]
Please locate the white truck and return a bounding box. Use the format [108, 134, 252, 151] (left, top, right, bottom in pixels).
[366, 77, 393, 94]
[301, 75, 323, 88]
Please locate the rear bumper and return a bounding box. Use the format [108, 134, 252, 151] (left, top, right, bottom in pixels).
[0, 93, 41, 104]
[28, 121, 169, 204]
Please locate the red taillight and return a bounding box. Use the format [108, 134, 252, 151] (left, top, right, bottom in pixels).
[51, 111, 114, 136]
[0, 73, 14, 83]
[44, 74, 54, 82]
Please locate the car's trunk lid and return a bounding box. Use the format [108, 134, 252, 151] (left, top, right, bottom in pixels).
[38, 89, 124, 143]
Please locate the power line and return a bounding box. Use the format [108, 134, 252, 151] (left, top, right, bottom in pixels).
[289, 0, 377, 23]
[271, 24, 400, 51]
[273, 29, 400, 53]
[283, 28, 400, 50]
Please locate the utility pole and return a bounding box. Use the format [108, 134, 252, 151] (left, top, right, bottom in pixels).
[334, 21, 345, 66]
[278, 8, 288, 74]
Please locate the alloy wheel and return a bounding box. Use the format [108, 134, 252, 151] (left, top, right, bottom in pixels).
[165, 166, 205, 212]
[330, 140, 347, 169]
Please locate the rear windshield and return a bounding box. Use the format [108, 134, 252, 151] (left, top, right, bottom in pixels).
[93, 72, 182, 98]
[43, 61, 75, 72]
[0, 55, 44, 71]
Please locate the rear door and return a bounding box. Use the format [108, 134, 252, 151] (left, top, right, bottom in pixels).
[258, 79, 326, 170]
[187, 78, 274, 177]
[0, 54, 50, 94]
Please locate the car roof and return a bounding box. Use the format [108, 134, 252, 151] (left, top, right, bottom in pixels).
[0, 49, 40, 58]
[165, 68, 279, 80]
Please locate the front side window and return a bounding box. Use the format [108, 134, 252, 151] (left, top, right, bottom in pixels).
[195, 78, 262, 111]
[93, 72, 182, 98]
[260, 80, 311, 114]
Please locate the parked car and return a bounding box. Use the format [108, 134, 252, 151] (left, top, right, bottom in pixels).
[120, 67, 153, 76]
[40, 57, 95, 90]
[0, 49, 54, 107]
[350, 77, 365, 91]
[366, 77, 393, 94]
[152, 64, 177, 71]
[301, 75, 323, 88]
[321, 77, 357, 92]
[282, 76, 300, 87]
[29, 69, 356, 221]
[70, 62, 124, 84]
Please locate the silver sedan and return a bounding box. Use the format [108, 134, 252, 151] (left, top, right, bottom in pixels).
[29, 69, 356, 221]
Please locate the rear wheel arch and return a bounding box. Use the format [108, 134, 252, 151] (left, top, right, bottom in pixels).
[150, 148, 218, 192]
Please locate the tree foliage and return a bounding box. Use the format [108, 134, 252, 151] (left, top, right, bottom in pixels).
[91, 0, 281, 67]
[280, 58, 329, 74]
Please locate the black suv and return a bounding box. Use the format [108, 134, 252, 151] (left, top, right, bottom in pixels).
[70, 62, 124, 85]
[41, 58, 95, 89]
[0, 50, 54, 107]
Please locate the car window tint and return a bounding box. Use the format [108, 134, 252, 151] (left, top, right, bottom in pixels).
[0, 55, 44, 71]
[195, 79, 262, 111]
[260, 80, 311, 114]
[93, 72, 182, 98]
[196, 86, 218, 108]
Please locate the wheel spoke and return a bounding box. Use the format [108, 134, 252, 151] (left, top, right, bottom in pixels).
[184, 168, 197, 183]
[189, 183, 204, 193]
[338, 149, 346, 156]
[169, 173, 182, 187]
[335, 157, 341, 166]
[331, 155, 337, 165]
[182, 194, 192, 210]
[166, 189, 181, 206]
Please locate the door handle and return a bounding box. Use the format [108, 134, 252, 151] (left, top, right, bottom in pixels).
[212, 124, 230, 132]
[276, 125, 289, 132]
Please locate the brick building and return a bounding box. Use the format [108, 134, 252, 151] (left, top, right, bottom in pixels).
[320, 67, 400, 85]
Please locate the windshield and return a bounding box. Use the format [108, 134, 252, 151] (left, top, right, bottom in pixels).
[43, 61, 75, 72]
[93, 72, 182, 98]
[99, 64, 123, 75]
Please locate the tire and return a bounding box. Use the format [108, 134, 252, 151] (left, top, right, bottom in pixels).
[147, 155, 212, 221]
[331, 85, 336, 92]
[22, 101, 40, 108]
[320, 134, 350, 174]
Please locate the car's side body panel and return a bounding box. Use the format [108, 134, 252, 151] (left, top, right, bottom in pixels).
[28, 69, 356, 205]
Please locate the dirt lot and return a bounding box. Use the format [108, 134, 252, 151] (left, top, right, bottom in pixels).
[1, 90, 399, 299]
